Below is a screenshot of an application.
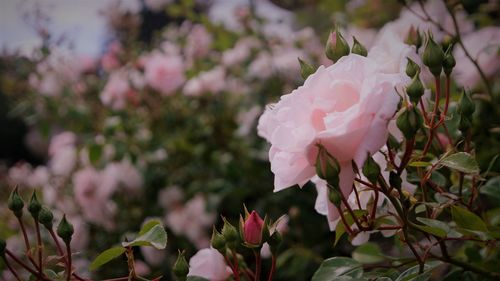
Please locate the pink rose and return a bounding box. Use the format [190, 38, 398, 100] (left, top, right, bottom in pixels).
[144, 52, 185, 96]
[258, 54, 403, 199]
[188, 248, 232, 281]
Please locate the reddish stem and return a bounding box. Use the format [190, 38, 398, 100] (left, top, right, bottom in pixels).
[34, 219, 43, 275]
[423, 76, 442, 155]
[5, 249, 49, 281]
[397, 137, 415, 175]
[231, 250, 241, 281]
[254, 250, 261, 281]
[419, 98, 430, 125]
[2, 255, 22, 281]
[66, 242, 72, 281]
[267, 255, 276, 281]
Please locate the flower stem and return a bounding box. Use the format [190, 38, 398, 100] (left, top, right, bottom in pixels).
[231, 250, 241, 281]
[267, 254, 276, 281]
[2, 255, 22, 281]
[65, 242, 72, 281]
[423, 76, 441, 156]
[6, 249, 49, 281]
[253, 250, 261, 281]
[34, 218, 43, 275]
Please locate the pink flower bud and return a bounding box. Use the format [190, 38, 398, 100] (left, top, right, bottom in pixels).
[244, 211, 264, 245]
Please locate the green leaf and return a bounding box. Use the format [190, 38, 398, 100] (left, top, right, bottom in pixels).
[450, 205, 488, 232]
[334, 210, 367, 246]
[139, 219, 162, 236]
[122, 225, 167, 249]
[409, 161, 432, 167]
[311, 257, 363, 281]
[352, 243, 384, 264]
[187, 277, 211, 281]
[430, 171, 446, 187]
[90, 247, 126, 271]
[88, 144, 102, 165]
[480, 176, 500, 203]
[440, 152, 479, 174]
[334, 222, 346, 246]
[413, 224, 447, 237]
[415, 217, 462, 238]
[395, 261, 441, 281]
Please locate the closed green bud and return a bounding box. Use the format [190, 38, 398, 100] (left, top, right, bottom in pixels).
[28, 191, 42, 218]
[396, 106, 423, 139]
[458, 90, 475, 118]
[221, 218, 239, 247]
[389, 172, 402, 190]
[362, 153, 381, 184]
[268, 231, 283, 255]
[57, 215, 74, 244]
[38, 207, 54, 229]
[173, 251, 189, 281]
[405, 26, 422, 51]
[443, 47, 456, 76]
[0, 238, 6, 257]
[298, 58, 316, 80]
[315, 145, 341, 189]
[423, 33, 444, 77]
[8, 187, 24, 218]
[458, 115, 472, 134]
[328, 188, 342, 207]
[351, 36, 367, 57]
[325, 28, 350, 62]
[211, 227, 226, 253]
[405, 58, 420, 78]
[406, 72, 425, 104]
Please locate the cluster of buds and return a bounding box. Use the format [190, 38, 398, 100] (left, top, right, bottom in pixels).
[174, 208, 284, 281]
[2, 187, 77, 281]
[422, 31, 456, 78]
[325, 26, 367, 62]
[213, 208, 283, 253]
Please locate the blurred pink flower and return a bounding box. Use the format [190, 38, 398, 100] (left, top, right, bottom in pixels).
[183, 67, 226, 96]
[453, 27, 500, 88]
[144, 0, 172, 12]
[144, 52, 185, 96]
[101, 42, 122, 72]
[258, 54, 404, 194]
[165, 195, 215, 249]
[186, 24, 213, 59]
[100, 71, 132, 110]
[73, 167, 116, 229]
[188, 248, 232, 281]
[221, 37, 260, 67]
[48, 132, 77, 176]
[368, 27, 420, 77]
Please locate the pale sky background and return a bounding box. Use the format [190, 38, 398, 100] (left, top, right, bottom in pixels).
[0, 0, 292, 57]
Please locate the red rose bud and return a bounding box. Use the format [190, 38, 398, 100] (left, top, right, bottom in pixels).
[243, 211, 264, 245]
